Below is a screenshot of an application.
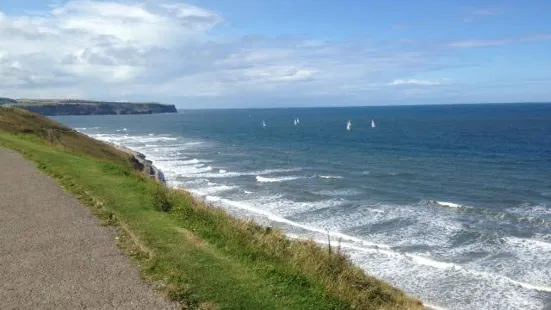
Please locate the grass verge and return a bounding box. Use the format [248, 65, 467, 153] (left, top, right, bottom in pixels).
[0, 109, 423, 310]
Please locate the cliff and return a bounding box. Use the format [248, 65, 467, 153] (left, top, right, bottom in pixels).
[1, 98, 177, 116]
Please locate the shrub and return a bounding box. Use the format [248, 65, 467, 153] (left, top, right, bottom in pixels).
[153, 185, 174, 212]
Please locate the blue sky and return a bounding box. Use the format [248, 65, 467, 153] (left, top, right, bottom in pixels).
[0, 0, 550, 108]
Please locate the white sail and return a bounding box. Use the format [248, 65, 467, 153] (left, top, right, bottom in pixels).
[262, 120, 266, 127]
[293, 118, 297, 126]
[346, 120, 352, 131]
[371, 119, 376, 128]
[296, 117, 300, 124]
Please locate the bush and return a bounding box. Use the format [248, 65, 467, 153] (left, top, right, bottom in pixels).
[153, 185, 174, 212]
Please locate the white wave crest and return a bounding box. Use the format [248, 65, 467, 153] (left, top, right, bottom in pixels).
[318, 175, 343, 179]
[212, 197, 391, 249]
[256, 175, 302, 183]
[182, 158, 212, 165]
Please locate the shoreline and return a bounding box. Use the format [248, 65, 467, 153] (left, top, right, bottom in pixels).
[107, 142, 166, 184]
[96, 135, 432, 309]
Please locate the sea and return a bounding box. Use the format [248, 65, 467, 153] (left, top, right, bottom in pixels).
[54, 103, 551, 310]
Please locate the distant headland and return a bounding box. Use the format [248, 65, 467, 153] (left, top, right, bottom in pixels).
[0, 97, 177, 116]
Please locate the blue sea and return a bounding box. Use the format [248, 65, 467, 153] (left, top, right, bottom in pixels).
[55, 103, 551, 310]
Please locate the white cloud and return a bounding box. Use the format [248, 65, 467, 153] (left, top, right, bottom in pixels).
[389, 78, 448, 86]
[0, 0, 220, 92]
[448, 34, 551, 48]
[448, 39, 513, 48]
[0, 1, 498, 106]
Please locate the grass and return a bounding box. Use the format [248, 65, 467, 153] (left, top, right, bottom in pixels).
[0, 108, 424, 310]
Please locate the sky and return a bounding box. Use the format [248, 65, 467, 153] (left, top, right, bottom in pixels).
[0, 0, 550, 108]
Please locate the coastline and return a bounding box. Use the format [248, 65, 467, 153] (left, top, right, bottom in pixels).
[107, 142, 166, 184]
[93, 134, 429, 309]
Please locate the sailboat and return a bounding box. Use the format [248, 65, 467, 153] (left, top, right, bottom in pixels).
[346, 120, 352, 131]
[371, 119, 376, 128]
[293, 118, 297, 126]
[296, 117, 300, 124]
[262, 120, 266, 128]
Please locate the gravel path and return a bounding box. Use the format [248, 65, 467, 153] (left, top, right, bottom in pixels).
[0, 148, 178, 309]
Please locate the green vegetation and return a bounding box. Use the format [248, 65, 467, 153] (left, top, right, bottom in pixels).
[0, 97, 177, 115]
[0, 107, 423, 310]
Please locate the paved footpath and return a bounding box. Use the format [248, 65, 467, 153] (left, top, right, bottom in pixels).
[0, 148, 178, 309]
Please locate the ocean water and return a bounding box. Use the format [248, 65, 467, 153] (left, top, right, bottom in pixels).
[55, 103, 551, 310]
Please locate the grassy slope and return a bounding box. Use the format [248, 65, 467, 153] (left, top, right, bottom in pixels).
[0, 108, 423, 310]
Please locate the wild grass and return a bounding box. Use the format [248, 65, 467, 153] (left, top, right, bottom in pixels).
[0, 108, 423, 310]
[0, 107, 132, 165]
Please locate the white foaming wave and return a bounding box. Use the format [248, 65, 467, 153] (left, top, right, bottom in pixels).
[182, 158, 212, 165]
[219, 169, 227, 174]
[305, 200, 464, 249]
[506, 236, 551, 251]
[434, 201, 463, 209]
[178, 178, 209, 185]
[92, 133, 178, 144]
[315, 188, 363, 197]
[322, 233, 551, 292]
[318, 175, 343, 179]
[508, 204, 551, 219]
[184, 141, 203, 146]
[250, 196, 349, 218]
[190, 184, 238, 196]
[405, 254, 460, 270]
[256, 175, 302, 183]
[197, 168, 302, 179]
[194, 166, 213, 173]
[211, 197, 391, 250]
[293, 233, 551, 310]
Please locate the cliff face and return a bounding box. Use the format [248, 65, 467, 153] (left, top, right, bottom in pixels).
[20, 103, 177, 116]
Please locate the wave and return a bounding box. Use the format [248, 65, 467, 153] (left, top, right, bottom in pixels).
[315, 188, 363, 197]
[426, 200, 467, 209]
[256, 175, 302, 183]
[363, 171, 414, 177]
[196, 168, 302, 179]
[318, 175, 343, 179]
[295, 234, 551, 293]
[190, 184, 238, 196]
[209, 196, 391, 249]
[92, 134, 178, 144]
[182, 158, 212, 165]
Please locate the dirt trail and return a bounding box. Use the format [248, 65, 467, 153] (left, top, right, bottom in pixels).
[0, 148, 178, 309]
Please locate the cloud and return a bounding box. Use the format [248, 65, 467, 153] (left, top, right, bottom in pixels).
[448, 34, 551, 48]
[389, 78, 449, 86]
[0, 1, 221, 91]
[1, 0, 538, 107]
[2, 1, 456, 104]
[448, 39, 513, 48]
